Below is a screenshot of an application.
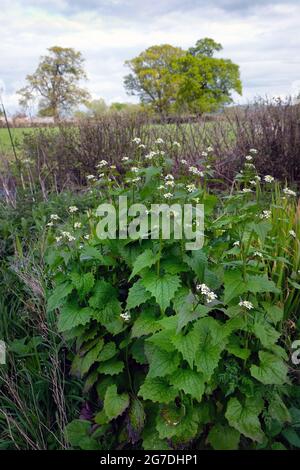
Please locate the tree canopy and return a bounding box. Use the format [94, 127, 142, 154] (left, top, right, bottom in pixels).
[17, 46, 90, 119]
[124, 38, 242, 115]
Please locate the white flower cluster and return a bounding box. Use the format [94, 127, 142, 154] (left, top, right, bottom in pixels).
[163, 192, 173, 199]
[289, 230, 296, 239]
[181, 159, 188, 165]
[50, 214, 59, 220]
[245, 155, 253, 161]
[242, 188, 253, 193]
[264, 175, 275, 183]
[250, 148, 258, 154]
[189, 166, 204, 177]
[253, 251, 263, 258]
[173, 141, 181, 148]
[86, 174, 96, 181]
[61, 231, 76, 242]
[120, 311, 131, 322]
[196, 283, 217, 303]
[283, 187, 297, 197]
[233, 240, 240, 247]
[122, 156, 129, 162]
[74, 222, 82, 229]
[186, 183, 196, 193]
[260, 210, 271, 219]
[155, 138, 164, 144]
[132, 137, 141, 144]
[96, 160, 108, 168]
[69, 206, 78, 213]
[145, 150, 158, 160]
[239, 300, 254, 310]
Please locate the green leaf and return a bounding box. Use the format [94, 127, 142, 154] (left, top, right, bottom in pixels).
[282, 428, 300, 448]
[57, 303, 93, 332]
[79, 245, 103, 261]
[142, 271, 181, 312]
[64, 420, 91, 447]
[251, 220, 271, 243]
[250, 351, 288, 385]
[139, 377, 178, 404]
[224, 270, 246, 304]
[98, 342, 117, 362]
[169, 369, 205, 402]
[88, 280, 118, 309]
[131, 310, 161, 338]
[145, 344, 180, 378]
[98, 358, 124, 376]
[129, 249, 159, 280]
[248, 275, 280, 294]
[74, 339, 104, 376]
[103, 385, 129, 421]
[194, 317, 228, 380]
[47, 282, 73, 311]
[171, 329, 199, 368]
[226, 334, 250, 360]
[208, 424, 240, 450]
[262, 302, 284, 325]
[70, 272, 95, 298]
[183, 250, 207, 279]
[126, 279, 152, 310]
[269, 395, 291, 424]
[225, 396, 265, 443]
[253, 318, 280, 348]
[128, 399, 145, 443]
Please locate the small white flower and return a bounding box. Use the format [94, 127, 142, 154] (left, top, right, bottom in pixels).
[239, 300, 254, 310]
[155, 138, 164, 144]
[145, 151, 157, 160]
[158, 185, 165, 190]
[181, 159, 188, 165]
[138, 144, 146, 149]
[98, 173, 105, 178]
[50, 214, 59, 220]
[264, 175, 275, 183]
[283, 188, 297, 197]
[254, 175, 261, 181]
[233, 241, 240, 247]
[245, 163, 255, 169]
[250, 180, 257, 186]
[131, 177, 141, 183]
[245, 155, 253, 161]
[84, 234, 90, 240]
[196, 283, 217, 304]
[165, 180, 175, 187]
[242, 188, 253, 193]
[96, 160, 108, 168]
[173, 141, 181, 148]
[86, 174, 96, 181]
[289, 230, 296, 239]
[165, 174, 174, 181]
[55, 236, 62, 243]
[201, 151, 208, 157]
[131, 167, 139, 173]
[189, 166, 204, 177]
[69, 206, 78, 213]
[47, 221, 54, 227]
[122, 156, 129, 162]
[163, 192, 173, 199]
[74, 222, 82, 229]
[61, 231, 76, 242]
[120, 311, 131, 322]
[260, 210, 271, 219]
[132, 137, 141, 144]
[253, 251, 263, 258]
[250, 148, 258, 154]
[110, 165, 116, 169]
[186, 183, 196, 193]
[207, 146, 213, 152]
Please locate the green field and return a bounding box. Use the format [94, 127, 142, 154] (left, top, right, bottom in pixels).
[0, 127, 31, 153]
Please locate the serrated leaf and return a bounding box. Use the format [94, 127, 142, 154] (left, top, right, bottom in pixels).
[129, 249, 159, 280]
[141, 271, 181, 312]
[250, 351, 288, 385]
[248, 275, 280, 294]
[253, 318, 280, 348]
[171, 329, 199, 368]
[269, 395, 291, 424]
[131, 310, 161, 338]
[224, 270, 246, 304]
[98, 358, 124, 376]
[262, 302, 284, 325]
[88, 280, 118, 309]
[70, 272, 95, 298]
[145, 344, 180, 378]
[47, 282, 73, 311]
[138, 377, 178, 403]
[208, 424, 240, 450]
[225, 396, 265, 442]
[169, 369, 205, 402]
[126, 279, 152, 310]
[57, 303, 93, 332]
[98, 342, 117, 362]
[64, 420, 90, 447]
[75, 339, 104, 376]
[104, 385, 129, 420]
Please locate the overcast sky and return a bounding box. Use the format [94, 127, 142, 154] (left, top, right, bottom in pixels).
[0, 0, 300, 113]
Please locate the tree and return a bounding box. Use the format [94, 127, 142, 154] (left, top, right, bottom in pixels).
[17, 46, 90, 119]
[124, 44, 185, 115]
[124, 39, 242, 115]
